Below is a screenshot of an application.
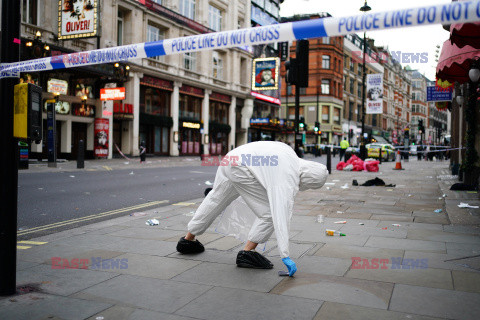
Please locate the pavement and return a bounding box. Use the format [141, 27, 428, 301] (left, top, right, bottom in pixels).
[2, 157, 480, 320]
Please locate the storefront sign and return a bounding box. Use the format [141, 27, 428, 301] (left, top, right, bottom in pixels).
[94, 118, 109, 157]
[47, 79, 68, 95]
[180, 84, 204, 98]
[58, 0, 98, 40]
[183, 122, 201, 129]
[210, 92, 231, 103]
[366, 73, 383, 114]
[250, 91, 281, 105]
[250, 118, 270, 124]
[114, 102, 134, 120]
[252, 58, 280, 91]
[100, 87, 126, 101]
[140, 76, 173, 90]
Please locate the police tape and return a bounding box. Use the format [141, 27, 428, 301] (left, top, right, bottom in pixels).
[1, 0, 480, 78]
[397, 147, 465, 154]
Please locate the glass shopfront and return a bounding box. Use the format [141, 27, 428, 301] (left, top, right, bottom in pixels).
[209, 94, 230, 155]
[179, 85, 204, 155]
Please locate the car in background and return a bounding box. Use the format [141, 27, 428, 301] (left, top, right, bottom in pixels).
[366, 143, 396, 161]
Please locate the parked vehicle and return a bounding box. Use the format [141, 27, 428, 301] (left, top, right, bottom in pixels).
[366, 143, 396, 161]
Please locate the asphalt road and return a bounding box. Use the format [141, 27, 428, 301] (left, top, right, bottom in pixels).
[17, 165, 218, 239]
[17, 154, 340, 240]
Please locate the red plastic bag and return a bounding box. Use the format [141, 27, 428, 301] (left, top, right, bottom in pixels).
[336, 161, 346, 170]
[365, 160, 380, 172]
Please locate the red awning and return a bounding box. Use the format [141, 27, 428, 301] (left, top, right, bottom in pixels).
[450, 22, 480, 49]
[436, 40, 480, 84]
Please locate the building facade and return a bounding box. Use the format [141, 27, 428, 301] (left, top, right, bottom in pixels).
[408, 70, 429, 145]
[280, 13, 344, 146]
[20, 0, 255, 160]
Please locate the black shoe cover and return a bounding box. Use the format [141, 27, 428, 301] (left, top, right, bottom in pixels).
[236, 250, 273, 269]
[176, 237, 205, 254]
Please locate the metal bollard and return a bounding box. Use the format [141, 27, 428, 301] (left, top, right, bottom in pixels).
[379, 148, 382, 164]
[77, 139, 85, 169]
[326, 147, 331, 174]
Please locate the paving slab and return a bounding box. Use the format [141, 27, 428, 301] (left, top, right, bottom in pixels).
[73, 274, 211, 314]
[86, 305, 198, 320]
[169, 249, 239, 265]
[413, 216, 450, 224]
[294, 255, 352, 276]
[452, 270, 480, 293]
[266, 242, 315, 259]
[0, 293, 111, 320]
[16, 263, 119, 296]
[313, 301, 443, 320]
[314, 243, 404, 261]
[98, 253, 202, 279]
[291, 229, 370, 246]
[100, 238, 178, 256]
[370, 215, 414, 222]
[390, 283, 480, 320]
[339, 225, 407, 239]
[443, 225, 480, 235]
[376, 221, 443, 231]
[446, 242, 480, 255]
[203, 235, 244, 250]
[16, 259, 41, 271]
[107, 227, 185, 241]
[172, 261, 283, 292]
[365, 237, 446, 253]
[270, 273, 393, 309]
[346, 262, 453, 290]
[16, 243, 100, 263]
[404, 251, 480, 272]
[407, 229, 480, 244]
[175, 286, 322, 320]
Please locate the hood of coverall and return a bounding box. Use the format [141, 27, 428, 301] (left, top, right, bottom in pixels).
[298, 159, 328, 191]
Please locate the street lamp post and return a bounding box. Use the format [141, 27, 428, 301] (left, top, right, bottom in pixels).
[360, 1, 371, 160]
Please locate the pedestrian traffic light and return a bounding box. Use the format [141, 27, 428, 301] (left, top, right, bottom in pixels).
[296, 40, 309, 88]
[418, 119, 424, 132]
[285, 59, 297, 85]
[14, 83, 42, 143]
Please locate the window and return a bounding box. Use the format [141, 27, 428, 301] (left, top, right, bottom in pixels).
[323, 37, 330, 44]
[343, 76, 347, 90]
[322, 55, 330, 69]
[358, 84, 362, 98]
[333, 108, 341, 125]
[321, 80, 330, 95]
[117, 11, 124, 46]
[349, 79, 355, 94]
[212, 51, 223, 79]
[350, 59, 354, 72]
[322, 105, 330, 123]
[180, 0, 195, 20]
[140, 87, 170, 116]
[208, 5, 222, 31]
[152, 0, 162, 4]
[300, 88, 306, 95]
[184, 52, 196, 71]
[147, 24, 165, 61]
[22, 0, 38, 25]
[210, 101, 228, 123]
[349, 101, 354, 120]
[180, 95, 202, 120]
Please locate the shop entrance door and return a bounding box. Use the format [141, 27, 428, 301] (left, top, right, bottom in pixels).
[72, 122, 87, 160]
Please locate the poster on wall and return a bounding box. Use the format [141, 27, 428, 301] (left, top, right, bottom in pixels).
[252, 57, 280, 91]
[366, 73, 383, 114]
[58, 0, 98, 40]
[43, 101, 71, 115]
[94, 118, 109, 157]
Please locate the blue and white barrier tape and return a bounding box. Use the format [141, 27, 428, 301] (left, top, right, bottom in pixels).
[1, 0, 480, 78]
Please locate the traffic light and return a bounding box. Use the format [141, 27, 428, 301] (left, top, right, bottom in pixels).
[299, 116, 305, 130]
[314, 121, 320, 133]
[296, 40, 309, 88]
[285, 59, 297, 85]
[418, 119, 424, 132]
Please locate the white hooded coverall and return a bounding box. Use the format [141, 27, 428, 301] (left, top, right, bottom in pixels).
[188, 141, 328, 258]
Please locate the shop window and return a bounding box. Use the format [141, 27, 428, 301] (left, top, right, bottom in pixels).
[140, 87, 170, 116]
[184, 52, 196, 71]
[210, 101, 228, 123]
[333, 108, 341, 125]
[180, 0, 195, 20]
[208, 5, 222, 31]
[322, 105, 330, 123]
[179, 95, 201, 120]
[147, 24, 165, 61]
[22, 0, 38, 25]
[212, 51, 223, 80]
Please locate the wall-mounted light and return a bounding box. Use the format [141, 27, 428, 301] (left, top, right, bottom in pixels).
[173, 131, 179, 142]
[81, 95, 88, 106]
[114, 62, 120, 68]
[53, 92, 60, 102]
[35, 30, 42, 38]
[26, 41, 33, 47]
[204, 134, 209, 144]
[456, 95, 464, 106]
[44, 44, 50, 51]
[469, 63, 480, 83]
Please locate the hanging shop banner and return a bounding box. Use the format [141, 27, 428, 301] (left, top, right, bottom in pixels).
[100, 87, 126, 101]
[47, 79, 68, 95]
[252, 57, 280, 91]
[2, 1, 480, 78]
[366, 73, 383, 114]
[426, 86, 453, 102]
[58, 0, 98, 40]
[94, 118, 109, 157]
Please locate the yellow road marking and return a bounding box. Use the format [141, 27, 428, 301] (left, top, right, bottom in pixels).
[17, 241, 48, 245]
[173, 202, 196, 206]
[17, 200, 168, 236]
[17, 245, 31, 249]
[103, 166, 113, 171]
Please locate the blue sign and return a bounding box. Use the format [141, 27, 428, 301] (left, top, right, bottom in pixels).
[250, 118, 270, 124]
[426, 86, 452, 102]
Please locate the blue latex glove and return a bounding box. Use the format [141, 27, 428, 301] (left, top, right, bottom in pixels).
[282, 257, 297, 277]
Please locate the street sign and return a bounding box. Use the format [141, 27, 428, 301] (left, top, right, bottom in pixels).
[426, 86, 452, 102]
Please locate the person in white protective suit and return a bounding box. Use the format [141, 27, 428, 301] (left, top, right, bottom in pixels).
[176, 141, 328, 276]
